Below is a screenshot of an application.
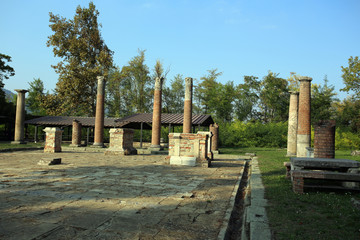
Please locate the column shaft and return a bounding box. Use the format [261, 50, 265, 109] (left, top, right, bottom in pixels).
[183, 77, 193, 133]
[93, 76, 105, 147]
[151, 77, 163, 149]
[287, 92, 299, 156]
[13, 89, 28, 144]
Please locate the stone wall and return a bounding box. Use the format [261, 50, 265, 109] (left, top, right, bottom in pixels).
[168, 133, 209, 167]
[44, 127, 63, 153]
[105, 128, 137, 155]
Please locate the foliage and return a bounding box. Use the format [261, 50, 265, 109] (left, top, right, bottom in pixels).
[335, 128, 360, 150]
[196, 69, 222, 114]
[259, 71, 289, 122]
[26, 78, 47, 115]
[311, 75, 338, 124]
[234, 75, 261, 121]
[0, 53, 15, 106]
[163, 74, 184, 113]
[46, 2, 114, 116]
[333, 96, 360, 133]
[341, 56, 360, 97]
[219, 120, 288, 148]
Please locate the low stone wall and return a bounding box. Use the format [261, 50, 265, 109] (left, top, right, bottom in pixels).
[168, 133, 209, 167]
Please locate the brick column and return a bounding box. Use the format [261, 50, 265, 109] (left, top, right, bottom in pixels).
[70, 119, 82, 147]
[150, 77, 164, 151]
[93, 76, 105, 147]
[286, 92, 299, 156]
[209, 123, 219, 154]
[183, 77, 193, 133]
[12, 89, 28, 144]
[314, 120, 336, 158]
[296, 77, 312, 157]
[44, 127, 63, 153]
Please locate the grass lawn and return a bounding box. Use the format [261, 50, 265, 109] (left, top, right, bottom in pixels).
[221, 147, 360, 240]
[0, 141, 44, 149]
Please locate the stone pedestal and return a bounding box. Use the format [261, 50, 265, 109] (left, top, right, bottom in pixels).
[70, 120, 82, 147]
[105, 128, 137, 155]
[296, 77, 312, 157]
[93, 76, 105, 147]
[183, 77, 193, 133]
[314, 120, 336, 158]
[198, 131, 213, 161]
[168, 133, 209, 167]
[286, 92, 299, 156]
[209, 123, 219, 154]
[150, 77, 164, 151]
[12, 89, 28, 144]
[44, 127, 63, 153]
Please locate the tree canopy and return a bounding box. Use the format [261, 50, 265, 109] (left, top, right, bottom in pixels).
[46, 2, 114, 116]
[341, 56, 360, 98]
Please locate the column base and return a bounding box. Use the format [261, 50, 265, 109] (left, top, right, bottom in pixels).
[11, 141, 27, 144]
[149, 144, 163, 151]
[212, 150, 220, 154]
[91, 143, 105, 148]
[170, 156, 196, 166]
[296, 134, 310, 157]
[286, 152, 296, 157]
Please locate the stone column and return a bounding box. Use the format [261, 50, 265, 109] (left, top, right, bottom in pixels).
[93, 76, 105, 147]
[209, 123, 219, 154]
[286, 92, 299, 156]
[150, 77, 164, 151]
[296, 77, 312, 157]
[44, 127, 63, 153]
[183, 77, 193, 133]
[70, 119, 82, 147]
[12, 89, 28, 144]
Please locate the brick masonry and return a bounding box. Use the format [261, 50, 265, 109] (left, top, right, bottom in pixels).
[151, 77, 163, 149]
[314, 120, 336, 158]
[43, 127, 63, 153]
[105, 128, 137, 155]
[168, 132, 209, 166]
[209, 123, 219, 153]
[71, 120, 82, 147]
[94, 76, 105, 147]
[297, 77, 312, 157]
[183, 77, 193, 133]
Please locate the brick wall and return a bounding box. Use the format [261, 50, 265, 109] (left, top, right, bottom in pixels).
[314, 120, 336, 158]
[44, 127, 63, 153]
[105, 128, 137, 155]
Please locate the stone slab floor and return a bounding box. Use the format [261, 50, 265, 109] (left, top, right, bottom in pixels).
[0, 150, 245, 240]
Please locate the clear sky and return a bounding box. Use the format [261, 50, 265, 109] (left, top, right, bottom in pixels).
[1, 0, 359, 100]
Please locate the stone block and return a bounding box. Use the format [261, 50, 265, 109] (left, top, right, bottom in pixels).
[38, 158, 62, 165]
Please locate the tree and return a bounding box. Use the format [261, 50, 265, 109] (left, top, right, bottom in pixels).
[341, 56, 360, 97]
[259, 71, 289, 122]
[0, 53, 15, 105]
[118, 49, 152, 114]
[27, 78, 47, 115]
[234, 75, 261, 121]
[311, 75, 338, 124]
[214, 81, 235, 122]
[333, 96, 360, 133]
[196, 69, 222, 114]
[163, 74, 185, 113]
[46, 2, 114, 116]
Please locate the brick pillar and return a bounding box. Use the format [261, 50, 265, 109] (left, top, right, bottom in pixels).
[93, 76, 105, 147]
[105, 128, 137, 155]
[44, 127, 63, 153]
[12, 89, 28, 144]
[183, 77, 193, 133]
[314, 120, 336, 158]
[70, 119, 82, 147]
[287, 92, 299, 156]
[296, 77, 312, 157]
[209, 123, 219, 154]
[150, 77, 164, 151]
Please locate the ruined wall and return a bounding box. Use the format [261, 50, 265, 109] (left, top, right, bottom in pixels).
[44, 127, 63, 153]
[105, 128, 137, 155]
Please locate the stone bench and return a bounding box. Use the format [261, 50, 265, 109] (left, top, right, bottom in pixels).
[291, 170, 360, 194]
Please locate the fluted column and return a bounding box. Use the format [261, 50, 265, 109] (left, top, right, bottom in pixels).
[12, 89, 28, 144]
[183, 77, 193, 133]
[286, 92, 299, 156]
[150, 77, 164, 151]
[296, 77, 312, 157]
[93, 76, 105, 147]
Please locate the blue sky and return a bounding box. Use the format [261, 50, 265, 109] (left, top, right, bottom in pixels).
[1, 0, 359, 100]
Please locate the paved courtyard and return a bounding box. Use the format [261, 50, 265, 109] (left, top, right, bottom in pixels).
[0, 150, 246, 239]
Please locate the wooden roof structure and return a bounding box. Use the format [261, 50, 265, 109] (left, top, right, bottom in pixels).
[24, 113, 214, 129]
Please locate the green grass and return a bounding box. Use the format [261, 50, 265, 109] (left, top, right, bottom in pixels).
[221, 147, 360, 240]
[0, 141, 45, 149]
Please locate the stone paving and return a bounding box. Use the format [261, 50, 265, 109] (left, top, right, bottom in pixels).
[0, 150, 246, 240]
